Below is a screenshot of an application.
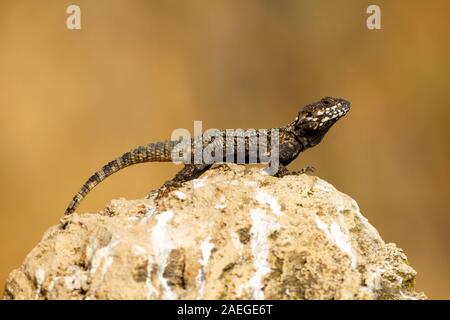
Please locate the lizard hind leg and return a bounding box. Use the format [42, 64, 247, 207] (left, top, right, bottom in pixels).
[156, 163, 212, 200]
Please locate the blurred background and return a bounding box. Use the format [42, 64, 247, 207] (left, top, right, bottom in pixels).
[0, 0, 449, 299]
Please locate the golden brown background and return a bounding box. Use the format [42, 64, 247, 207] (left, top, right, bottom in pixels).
[0, 0, 449, 299]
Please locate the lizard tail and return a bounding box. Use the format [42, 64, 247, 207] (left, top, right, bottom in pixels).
[64, 141, 177, 215]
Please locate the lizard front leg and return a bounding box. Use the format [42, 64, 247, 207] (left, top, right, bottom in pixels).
[274, 164, 291, 177]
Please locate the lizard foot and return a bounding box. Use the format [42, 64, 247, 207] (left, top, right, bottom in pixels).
[154, 164, 211, 201]
[155, 179, 184, 200]
[290, 166, 316, 175]
[274, 165, 291, 178]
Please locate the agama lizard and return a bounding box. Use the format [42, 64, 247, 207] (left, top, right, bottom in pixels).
[64, 97, 350, 215]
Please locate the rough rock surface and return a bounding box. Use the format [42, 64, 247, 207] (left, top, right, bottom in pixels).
[4, 164, 425, 300]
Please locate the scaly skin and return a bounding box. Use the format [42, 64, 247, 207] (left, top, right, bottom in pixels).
[64, 97, 350, 215]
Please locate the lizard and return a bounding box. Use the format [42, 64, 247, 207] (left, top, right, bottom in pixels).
[64, 96, 350, 215]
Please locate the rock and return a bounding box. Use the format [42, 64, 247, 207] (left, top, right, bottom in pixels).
[3, 164, 425, 300]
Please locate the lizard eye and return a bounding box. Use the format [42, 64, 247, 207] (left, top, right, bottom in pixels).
[322, 98, 332, 105]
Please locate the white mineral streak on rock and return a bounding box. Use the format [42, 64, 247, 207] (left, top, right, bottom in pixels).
[230, 232, 244, 252]
[315, 216, 357, 269]
[400, 290, 419, 300]
[132, 244, 147, 256]
[173, 190, 187, 200]
[223, 179, 240, 186]
[214, 195, 227, 210]
[85, 237, 97, 262]
[63, 268, 84, 291]
[84, 237, 120, 299]
[151, 210, 177, 299]
[200, 238, 214, 266]
[196, 237, 215, 298]
[214, 203, 227, 210]
[139, 206, 156, 225]
[239, 208, 279, 299]
[193, 178, 206, 189]
[351, 199, 382, 242]
[314, 179, 348, 212]
[364, 266, 385, 293]
[255, 190, 283, 216]
[316, 178, 381, 247]
[34, 268, 45, 299]
[64, 276, 77, 291]
[313, 179, 335, 193]
[146, 206, 156, 217]
[244, 180, 258, 187]
[46, 267, 85, 294]
[90, 238, 120, 277]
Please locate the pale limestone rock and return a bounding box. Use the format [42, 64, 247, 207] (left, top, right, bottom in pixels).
[3, 164, 425, 300]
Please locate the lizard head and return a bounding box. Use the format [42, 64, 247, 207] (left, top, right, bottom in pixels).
[293, 97, 350, 147]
